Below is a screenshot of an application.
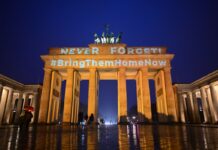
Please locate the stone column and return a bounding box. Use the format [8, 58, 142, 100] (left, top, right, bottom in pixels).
[0, 84, 3, 102]
[31, 93, 38, 123]
[51, 100, 56, 122]
[71, 95, 77, 124]
[205, 87, 218, 123]
[117, 68, 127, 123]
[200, 87, 211, 123]
[77, 99, 79, 123]
[3, 88, 14, 124]
[0, 84, 3, 123]
[55, 100, 60, 121]
[71, 97, 76, 124]
[74, 99, 79, 123]
[72, 85, 80, 124]
[159, 98, 163, 114]
[38, 68, 52, 123]
[141, 68, 152, 122]
[0, 87, 6, 124]
[88, 68, 98, 122]
[174, 87, 180, 123]
[63, 69, 74, 123]
[210, 83, 218, 123]
[156, 98, 160, 116]
[155, 70, 168, 123]
[179, 94, 186, 123]
[182, 95, 188, 123]
[136, 71, 143, 122]
[163, 67, 178, 122]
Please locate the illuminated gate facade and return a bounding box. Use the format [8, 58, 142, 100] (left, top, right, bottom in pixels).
[38, 43, 178, 124]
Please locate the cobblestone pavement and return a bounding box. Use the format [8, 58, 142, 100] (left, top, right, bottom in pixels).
[0, 124, 218, 150]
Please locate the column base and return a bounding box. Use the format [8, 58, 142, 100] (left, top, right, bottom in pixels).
[136, 121, 153, 125]
[213, 121, 218, 124]
[118, 116, 128, 124]
[158, 114, 178, 123]
[137, 113, 152, 123]
[118, 122, 129, 125]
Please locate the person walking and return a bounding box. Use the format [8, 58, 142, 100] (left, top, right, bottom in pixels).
[18, 110, 25, 129]
[88, 114, 94, 125]
[24, 110, 33, 128]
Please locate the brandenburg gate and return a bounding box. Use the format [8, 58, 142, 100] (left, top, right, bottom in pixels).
[38, 42, 178, 124]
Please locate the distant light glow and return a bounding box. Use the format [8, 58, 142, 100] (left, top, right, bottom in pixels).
[105, 121, 116, 125]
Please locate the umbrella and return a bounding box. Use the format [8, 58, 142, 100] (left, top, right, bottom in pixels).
[24, 106, 34, 112]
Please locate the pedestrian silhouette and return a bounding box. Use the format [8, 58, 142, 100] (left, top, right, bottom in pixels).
[84, 114, 88, 125]
[18, 110, 25, 129]
[24, 110, 33, 128]
[88, 114, 94, 124]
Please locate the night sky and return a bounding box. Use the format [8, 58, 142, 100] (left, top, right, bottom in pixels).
[0, 1, 218, 121]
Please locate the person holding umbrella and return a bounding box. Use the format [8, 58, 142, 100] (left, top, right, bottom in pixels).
[24, 109, 33, 128]
[19, 106, 34, 129]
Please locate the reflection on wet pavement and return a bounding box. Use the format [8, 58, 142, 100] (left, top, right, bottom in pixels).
[0, 125, 218, 149]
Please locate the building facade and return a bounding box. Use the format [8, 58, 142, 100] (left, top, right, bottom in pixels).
[38, 43, 178, 124]
[1, 47, 217, 125]
[0, 74, 42, 125]
[174, 70, 218, 124]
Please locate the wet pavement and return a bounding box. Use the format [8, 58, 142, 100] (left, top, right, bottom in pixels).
[0, 124, 218, 150]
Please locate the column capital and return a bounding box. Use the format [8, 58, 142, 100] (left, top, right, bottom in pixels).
[23, 92, 31, 95]
[9, 88, 14, 93]
[210, 81, 218, 86]
[187, 91, 193, 95]
[32, 92, 38, 96]
[18, 92, 23, 99]
[192, 91, 197, 96]
[19, 91, 24, 94]
[140, 67, 148, 73]
[200, 86, 208, 90]
[178, 91, 184, 94]
[66, 68, 75, 71]
[89, 68, 97, 72]
[66, 68, 74, 75]
[118, 67, 126, 72]
[187, 92, 193, 100]
[178, 93, 184, 97]
[43, 68, 52, 73]
[192, 89, 200, 93]
[181, 93, 187, 98]
[163, 67, 172, 72]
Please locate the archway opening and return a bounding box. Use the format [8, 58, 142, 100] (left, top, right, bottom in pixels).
[11, 98, 19, 124]
[197, 97, 204, 123]
[184, 97, 191, 123]
[59, 80, 66, 123]
[126, 80, 137, 123]
[99, 80, 117, 124]
[79, 80, 89, 121]
[149, 80, 157, 123]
